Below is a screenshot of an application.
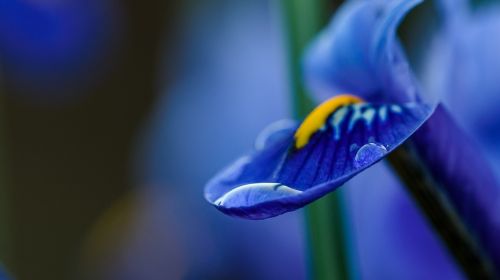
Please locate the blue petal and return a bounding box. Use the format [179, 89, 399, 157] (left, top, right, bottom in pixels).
[411, 105, 500, 270]
[347, 164, 464, 279]
[205, 102, 432, 219]
[303, 0, 422, 103]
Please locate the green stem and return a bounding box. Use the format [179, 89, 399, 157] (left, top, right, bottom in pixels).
[305, 194, 351, 280]
[280, 1, 351, 279]
[281, 0, 327, 119]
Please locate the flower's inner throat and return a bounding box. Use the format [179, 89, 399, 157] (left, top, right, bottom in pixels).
[294, 94, 364, 149]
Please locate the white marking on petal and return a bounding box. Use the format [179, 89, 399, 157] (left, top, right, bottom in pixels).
[379, 106, 388, 121]
[348, 104, 377, 131]
[330, 106, 349, 140]
[363, 108, 376, 127]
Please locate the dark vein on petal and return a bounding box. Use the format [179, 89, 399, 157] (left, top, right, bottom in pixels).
[290, 134, 323, 185]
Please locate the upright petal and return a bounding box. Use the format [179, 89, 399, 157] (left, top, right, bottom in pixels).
[303, 0, 422, 103]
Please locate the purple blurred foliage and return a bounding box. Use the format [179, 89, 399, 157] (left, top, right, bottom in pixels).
[0, 0, 121, 103]
[425, 2, 500, 173]
[346, 162, 463, 280]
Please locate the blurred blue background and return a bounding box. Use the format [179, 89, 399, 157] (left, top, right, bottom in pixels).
[0, 0, 499, 279]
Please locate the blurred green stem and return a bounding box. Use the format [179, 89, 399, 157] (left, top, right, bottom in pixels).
[280, 1, 351, 279]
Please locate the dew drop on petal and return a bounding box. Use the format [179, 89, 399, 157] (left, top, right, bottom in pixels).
[354, 143, 388, 168]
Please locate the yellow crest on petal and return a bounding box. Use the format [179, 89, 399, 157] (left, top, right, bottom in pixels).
[294, 94, 364, 149]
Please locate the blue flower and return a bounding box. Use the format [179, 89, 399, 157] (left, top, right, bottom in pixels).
[205, 0, 500, 272]
[203, 1, 500, 279]
[204, 0, 436, 219]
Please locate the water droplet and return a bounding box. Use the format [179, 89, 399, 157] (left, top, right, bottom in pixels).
[354, 143, 388, 168]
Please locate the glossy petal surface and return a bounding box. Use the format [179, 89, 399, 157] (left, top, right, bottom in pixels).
[205, 102, 432, 219]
